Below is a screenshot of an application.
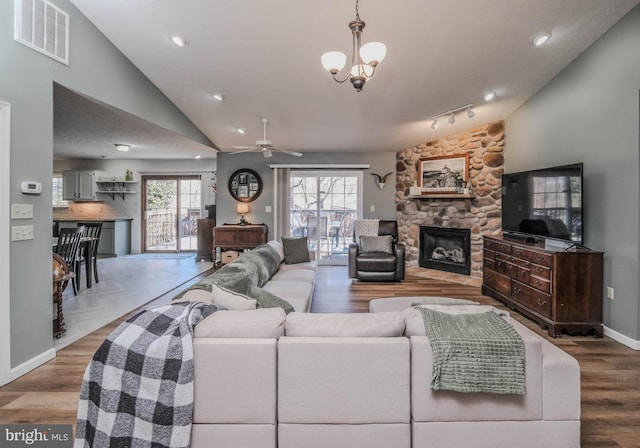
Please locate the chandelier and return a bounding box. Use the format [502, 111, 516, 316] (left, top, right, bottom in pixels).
[321, 0, 386, 92]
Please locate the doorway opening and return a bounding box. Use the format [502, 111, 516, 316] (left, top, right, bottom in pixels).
[289, 170, 363, 265]
[142, 175, 201, 252]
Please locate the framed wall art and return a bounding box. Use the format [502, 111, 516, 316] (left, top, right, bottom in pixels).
[417, 154, 469, 194]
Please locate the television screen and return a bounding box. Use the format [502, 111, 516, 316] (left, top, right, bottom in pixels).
[501, 163, 583, 244]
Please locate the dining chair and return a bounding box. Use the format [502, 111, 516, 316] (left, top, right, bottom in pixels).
[77, 222, 103, 286]
[54, 226, 85, 295]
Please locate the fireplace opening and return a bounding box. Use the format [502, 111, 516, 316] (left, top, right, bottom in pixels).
[419, 226, 471, 275]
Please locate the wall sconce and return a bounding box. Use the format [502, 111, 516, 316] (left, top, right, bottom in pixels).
[236, 202, 249, 225]
[429, 103, 474, 130]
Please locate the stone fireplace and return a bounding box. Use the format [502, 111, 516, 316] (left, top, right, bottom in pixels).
[395, 121, 505, 278]
[420, 226, 471, 275]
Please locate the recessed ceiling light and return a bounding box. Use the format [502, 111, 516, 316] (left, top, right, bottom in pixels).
[194, 155, 202, 159]
[532, 32, 551, 47]
[170, 34, 189, 47]
[212, 93, 224, 102]
[114, 144, 130, 152]
[484, 92, 496, 102]
[236, 128, 246, 134]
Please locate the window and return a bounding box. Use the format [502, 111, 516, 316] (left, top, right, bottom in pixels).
[52, 174, 67, 206]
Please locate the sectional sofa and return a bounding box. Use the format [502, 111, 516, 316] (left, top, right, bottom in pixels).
[178, 241, 581, 448]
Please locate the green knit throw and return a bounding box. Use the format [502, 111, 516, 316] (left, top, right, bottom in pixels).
[418, 307, 526, 395]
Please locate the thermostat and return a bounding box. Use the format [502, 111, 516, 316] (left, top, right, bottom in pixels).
[20, 181, 42, 195]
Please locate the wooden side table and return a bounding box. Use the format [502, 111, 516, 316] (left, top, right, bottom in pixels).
[213, 224, 268, 263]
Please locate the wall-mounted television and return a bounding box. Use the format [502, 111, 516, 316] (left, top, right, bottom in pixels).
[501, 163, 583, 244]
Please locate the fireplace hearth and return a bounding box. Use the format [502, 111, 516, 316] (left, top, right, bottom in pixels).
[419, 226, 471, 275]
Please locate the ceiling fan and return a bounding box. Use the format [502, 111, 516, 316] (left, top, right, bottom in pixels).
[230, 117, 302, 158]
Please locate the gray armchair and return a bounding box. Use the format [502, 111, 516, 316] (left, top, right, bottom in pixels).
[349, 220, 405, 282]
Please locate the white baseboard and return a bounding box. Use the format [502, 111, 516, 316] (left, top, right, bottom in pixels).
[4, 348, 56, 385]
[604, 326, 640, 350]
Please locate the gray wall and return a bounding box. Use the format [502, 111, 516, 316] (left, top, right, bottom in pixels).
[1, 0, 213, 368]
[505, 6, 640, 340]
[216, 152, 398, 239]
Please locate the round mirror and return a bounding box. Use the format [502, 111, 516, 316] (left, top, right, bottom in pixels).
[228, 168, 263, 202]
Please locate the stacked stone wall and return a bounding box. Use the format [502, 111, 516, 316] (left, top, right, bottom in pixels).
[395, 121, 505, 278]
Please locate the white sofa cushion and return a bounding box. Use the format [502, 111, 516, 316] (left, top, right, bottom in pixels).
[195, 308, 286, 339]
[193, 339, 277, 424]
[278, 337, 410, 424]
[277, 260, 317, 273]
[262, 281, 313, 313]
[269, 268, 315, 284]
[369, 296, 478, 313]
[404, 305, 508, 336]
[210, 283, 257, 311]
[285, 311, 405, 337]
[410, 321, 543, 422]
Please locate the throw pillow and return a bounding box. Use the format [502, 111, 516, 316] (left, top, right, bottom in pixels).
[247, 285, 295, 314]
[210, 282, 257, 311]
[281, 236, 311, 264]
[359, 235, 393, 254]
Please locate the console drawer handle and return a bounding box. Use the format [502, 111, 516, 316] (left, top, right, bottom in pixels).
[513, 287, 521, 294]
[537, 298, 548, 307]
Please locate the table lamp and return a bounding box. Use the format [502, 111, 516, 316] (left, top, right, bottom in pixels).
[237, 203, 249, 225]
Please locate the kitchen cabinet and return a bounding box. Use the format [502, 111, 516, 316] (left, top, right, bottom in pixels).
[55, 219, 132, 256]
[97, 221, 132, 256]
[63, 170, 104, 201]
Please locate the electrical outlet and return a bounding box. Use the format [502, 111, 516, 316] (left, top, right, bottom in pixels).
[11, 225, 34, 241]
[606, 287, 614, 300]
[265, 205, 272, 213]
[11, 204, 33, 219]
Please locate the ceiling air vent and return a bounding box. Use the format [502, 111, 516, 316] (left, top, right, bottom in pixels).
[14, 0, 69, 65]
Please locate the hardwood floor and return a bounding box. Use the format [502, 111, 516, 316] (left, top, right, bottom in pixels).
[2, 265, 639, 446]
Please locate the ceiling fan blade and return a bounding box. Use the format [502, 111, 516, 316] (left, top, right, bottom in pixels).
[232, 145, 258, 149]
[274, 148, 303, 157]
[229, 148, 258, 155]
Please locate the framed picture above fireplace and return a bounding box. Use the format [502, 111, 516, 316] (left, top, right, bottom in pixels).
[417, 154, 469, 194]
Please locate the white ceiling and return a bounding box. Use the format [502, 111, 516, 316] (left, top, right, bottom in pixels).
[65, 0, 639, 159]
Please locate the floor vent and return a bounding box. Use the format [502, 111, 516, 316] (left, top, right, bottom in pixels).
[14, 0, 69, 65]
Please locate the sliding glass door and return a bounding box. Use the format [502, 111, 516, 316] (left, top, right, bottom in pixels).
[142, 175, 201, 252]
[289, 170, 363, 265]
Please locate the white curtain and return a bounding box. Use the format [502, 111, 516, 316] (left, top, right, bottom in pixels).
[273, 167, 291, 241]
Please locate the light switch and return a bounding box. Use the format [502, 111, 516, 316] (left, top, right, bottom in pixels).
[370, 205, 375, 212]
[11, 225, 34, 241]
[11, 204, 33, 219]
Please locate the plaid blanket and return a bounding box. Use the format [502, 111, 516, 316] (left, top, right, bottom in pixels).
[74, 301, 220, 448]
[418, 307, 526, 394]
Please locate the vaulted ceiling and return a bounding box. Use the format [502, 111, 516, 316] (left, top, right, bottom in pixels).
[60, 0, 639, 159]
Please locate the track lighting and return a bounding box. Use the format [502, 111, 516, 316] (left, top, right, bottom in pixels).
[429, 104, 474, 130]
